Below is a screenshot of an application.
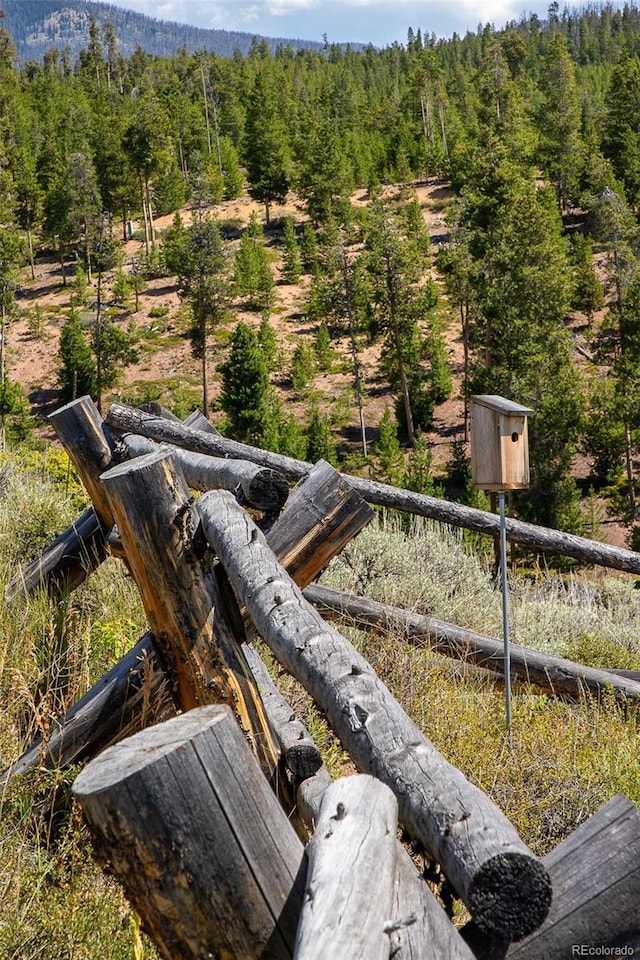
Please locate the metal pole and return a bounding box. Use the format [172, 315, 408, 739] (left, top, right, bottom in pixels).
[498, 491, 512, 737]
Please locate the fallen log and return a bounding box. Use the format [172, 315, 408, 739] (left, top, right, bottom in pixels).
[73, 705, 306, 960]
[294, 775, 398, 960]
[199, 489, 552, 943]
[304, 584, 640, 708]
[1, 460, 373, 785]
[294, 743, 477, 960]
[463, 794, 640, 959]
[106, 401, 640, 575]
[5, 507, 108, 601]
[120, 432, 289, 514]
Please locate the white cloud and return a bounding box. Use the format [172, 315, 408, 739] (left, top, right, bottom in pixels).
[98, 0, 627, 46]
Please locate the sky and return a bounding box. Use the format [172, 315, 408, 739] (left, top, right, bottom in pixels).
[99, 0, 628, 48]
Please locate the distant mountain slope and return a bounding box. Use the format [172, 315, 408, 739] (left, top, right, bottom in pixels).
[0, 0, 331, 61]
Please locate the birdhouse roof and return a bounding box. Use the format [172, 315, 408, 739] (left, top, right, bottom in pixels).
[470, 395, 534, 416]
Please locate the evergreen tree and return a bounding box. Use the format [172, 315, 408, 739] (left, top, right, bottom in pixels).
[373, 408, 404, 485]
[243, 71, 290, 223]
[361, 200, 442, 442]
[219, 321, 270, 443]
[291, 340, 316, 394]
[306, 401, 336, 464]
[537, 34, 583, 208]
[57, 311, 97, 400]
[167, 217, 233, 417]
[603, 53, 640, 209]
[0, 227, 24, 451]
[234, 215, 274, 311]
[299, 222, 319, 272]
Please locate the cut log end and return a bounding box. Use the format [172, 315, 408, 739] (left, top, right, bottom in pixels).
[284, 742, 323, 781]
[468, 853, 552, 942]
[245, 469, 290, 514]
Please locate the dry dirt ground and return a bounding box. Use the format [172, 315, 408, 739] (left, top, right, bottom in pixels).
[7, 177, 626, 546]
[8, 177, 461, 456]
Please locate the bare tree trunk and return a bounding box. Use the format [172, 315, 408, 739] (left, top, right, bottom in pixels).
[145, 176, 155, 246]
[139, 176, 150, 255]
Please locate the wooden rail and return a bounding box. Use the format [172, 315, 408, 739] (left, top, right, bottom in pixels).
[305, 583, 640, 708]
[8, 398, 640, 958]
[106, 401, 640, 575]
[199, 489, 552, 942]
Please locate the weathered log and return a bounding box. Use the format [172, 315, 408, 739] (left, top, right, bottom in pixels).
[0, 635, 169, 785]
[73, 705, 306, 960]
[2, 460, 372, 785]
[121, 432, 289, 513]
[305, 584, 640, 708]
[100, 449, 280, 779]
[294, 775, 398, 960]
[294, 747, 476, 960]
[9, 396, 124, 603]
[199, 490, 552, 942]
[183, 409, 220, 433]
[106, 401, 640, 575]
[5, 507, 108, 601]
[390, 850, 477, 960]
[244, 644, 322, 781]
[50, 397, 118, 526]
[463, 794, 640, 959]
[140, 401, 183, 421]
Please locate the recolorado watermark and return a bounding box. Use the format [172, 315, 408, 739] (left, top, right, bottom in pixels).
[572, 948, 634, 957]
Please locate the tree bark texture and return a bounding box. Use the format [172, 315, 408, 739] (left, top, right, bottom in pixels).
[199, 490, 552, 942]
[50, 396, 119, 527]
[73, 705, 306, 960]
[106, 402, 640, 575]
[293, 775, 398, 960]
[100, 449, 280, 779]
[294, 745, 477, 960]
[305, 584, 640, 709]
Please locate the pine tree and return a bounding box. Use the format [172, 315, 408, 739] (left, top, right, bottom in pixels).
[169, 218, 233, 417]
[234, 214, 274, 311]
[243, 71, 290, 223]
[374, 408, 404, 485]
[219, 321, 270, 443]
[291, 341, 316, 394]
[306, 401, 336, 464]
[58, 311, 97, 400]
[299, 222, 319, 272]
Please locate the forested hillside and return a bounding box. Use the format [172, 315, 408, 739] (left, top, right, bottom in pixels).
[3, 2, 640, 542]
[0, 0, 327, 60]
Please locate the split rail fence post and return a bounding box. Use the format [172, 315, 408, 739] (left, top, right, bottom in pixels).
[73, 705, 306, 960]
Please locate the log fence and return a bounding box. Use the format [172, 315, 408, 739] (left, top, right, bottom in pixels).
[3, 396, 640, 957]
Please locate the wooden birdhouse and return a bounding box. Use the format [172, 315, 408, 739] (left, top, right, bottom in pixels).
[470, 395, 533, 491]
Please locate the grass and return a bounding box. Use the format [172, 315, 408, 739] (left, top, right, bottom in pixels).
[1, 454, 640, 954]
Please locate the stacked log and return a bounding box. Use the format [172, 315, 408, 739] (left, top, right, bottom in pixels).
[6, 398, 639, 959]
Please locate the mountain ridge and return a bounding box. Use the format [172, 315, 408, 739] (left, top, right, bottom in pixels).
[0, 0, 344, 61]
